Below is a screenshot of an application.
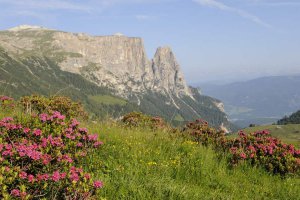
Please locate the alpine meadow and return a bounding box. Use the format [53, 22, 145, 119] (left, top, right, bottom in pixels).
[1, 0, 300, 199]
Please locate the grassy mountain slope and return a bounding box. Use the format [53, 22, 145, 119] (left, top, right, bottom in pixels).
[0, 45, 232, 128]
[0, 47, 138, 118]
[84, 123, 300, 199]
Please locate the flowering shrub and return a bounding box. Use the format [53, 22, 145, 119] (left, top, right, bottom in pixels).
[20, 95, 88, 120]
[0, 96, 15, 111]
[122, 112, 168, 130]
[182, 119, 225, 147]
[0, 111, 103, 199]
[183, 120, 300, 176]
[226, 130, 300, 175]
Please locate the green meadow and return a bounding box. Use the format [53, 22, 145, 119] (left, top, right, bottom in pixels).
[84, 122, 300, 199]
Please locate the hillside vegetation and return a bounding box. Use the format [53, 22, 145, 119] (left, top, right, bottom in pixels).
[244, 124, 300, 148]
[87, 123, 300, 199]
[278, 110, 300, 125]
[0, 48, 138, 119]
[0, 96, 299, 199]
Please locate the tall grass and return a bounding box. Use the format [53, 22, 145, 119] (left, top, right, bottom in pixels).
[85, 123, 300, 199]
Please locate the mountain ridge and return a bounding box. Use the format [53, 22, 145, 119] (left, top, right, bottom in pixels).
[0, 25, 233, 130]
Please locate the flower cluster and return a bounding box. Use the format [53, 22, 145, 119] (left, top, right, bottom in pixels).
[226, 130, 300, 175]
[183, 119, 300, 176]
[183, 119, 226, 146]
[0, 95, 15, 110]
[0, 110, 103, 199]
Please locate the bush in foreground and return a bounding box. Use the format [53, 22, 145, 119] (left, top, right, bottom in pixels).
[20, 95, 88, 120]
[0, 96, 103, 199]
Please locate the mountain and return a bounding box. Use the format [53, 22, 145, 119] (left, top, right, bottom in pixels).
[0, 25, 232, 130]
[199, 75, 300, 127]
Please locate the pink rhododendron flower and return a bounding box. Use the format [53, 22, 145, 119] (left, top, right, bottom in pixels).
[39, 113, 49, 122]
[93, 141, 103, 148]
[76, 142, 83, 147]
[11, 189, 20, 197]
[87, 134, 98, 141]
[240, 152, 247, 159]
[70, 119, 80, 127]
[93, 180, 103, 188]
[70, 172, 79, 182]
[23, 127, 31, 134]
[84, 173, 91, 180]
[28, 174, 35, 183]
[19, 171, 27, 179]
[53, 111, 66, 120]
[52, 171, 61, 182]
[33, 129, 42, 136]
[60, 172, 67, 179]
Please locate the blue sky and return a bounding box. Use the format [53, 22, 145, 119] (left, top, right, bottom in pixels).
[0, 0, 300, 83]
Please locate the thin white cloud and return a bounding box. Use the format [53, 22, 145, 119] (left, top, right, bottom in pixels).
[193, 0, 271, 28]
[0, 0, 91, 11]
[0, 0, 171, 16]
[251, 0, 300, 6]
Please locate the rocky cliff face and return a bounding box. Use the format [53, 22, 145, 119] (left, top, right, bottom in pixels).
[152, 47, 191, 97]
[0, 26, 192, 99]
[52, 31, 192, 98]
[0, 25, 233, 131]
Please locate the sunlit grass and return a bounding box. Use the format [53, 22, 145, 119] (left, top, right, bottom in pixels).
[243, 124, 300, 148]
[85, 122, 300, 199]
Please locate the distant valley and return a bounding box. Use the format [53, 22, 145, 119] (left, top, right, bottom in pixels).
[199, 75, 300, 127]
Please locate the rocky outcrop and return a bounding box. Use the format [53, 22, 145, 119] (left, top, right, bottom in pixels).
[152, 47, 192, 97]
[0, 25, 233, 130]
[0, 26, 192, 98]
[52, 32, 192, 98]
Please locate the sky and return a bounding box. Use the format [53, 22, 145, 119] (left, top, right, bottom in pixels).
[0, 0, 300, 84]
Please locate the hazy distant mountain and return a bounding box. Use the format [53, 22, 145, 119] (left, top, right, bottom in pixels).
[0, 25, 233, 130]
[199, 75, 300, 127]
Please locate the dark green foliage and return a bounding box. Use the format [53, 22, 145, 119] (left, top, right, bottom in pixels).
[278, 110, 300, 125]
[135, 89, 234, 129]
